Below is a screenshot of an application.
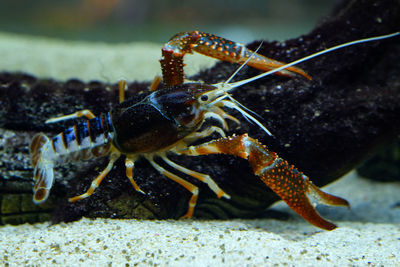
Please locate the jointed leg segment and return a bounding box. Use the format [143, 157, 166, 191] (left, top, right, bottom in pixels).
[45, 109, 96, 124]
[69, 152, 120, 202]
[125, 157, 145, 194]
[161, 155, 230, 199]
[118, 80, 127, 103]
[146, 156, 199, 219]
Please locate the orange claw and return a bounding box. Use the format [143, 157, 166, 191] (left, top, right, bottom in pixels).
[160, 31, 311, 86]
[181, 134, 349, 230]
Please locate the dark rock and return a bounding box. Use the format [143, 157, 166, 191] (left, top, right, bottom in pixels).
[357, 139, 400, 182]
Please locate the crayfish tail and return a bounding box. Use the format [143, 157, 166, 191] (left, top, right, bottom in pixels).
[32, 165, 54, 204]
[30, 133, 56, 204]
[30, 133, 48, 168]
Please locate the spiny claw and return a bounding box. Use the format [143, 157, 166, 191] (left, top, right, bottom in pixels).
[259, 159, 349, 230]
[160, 31, 311, 86]
[190, 31, 311, 80]
[182, 134, 349, 230]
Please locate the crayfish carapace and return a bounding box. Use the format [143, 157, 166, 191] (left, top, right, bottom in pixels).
[30, 31, 399, 230]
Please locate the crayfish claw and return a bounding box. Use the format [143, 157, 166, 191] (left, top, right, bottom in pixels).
[181, 134, 349, 230]
[308, 182, 350, 208]
[161, 31, 311, 86]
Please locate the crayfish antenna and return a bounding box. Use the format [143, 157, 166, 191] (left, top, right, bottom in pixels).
[228, 31, 400, 90]
[212, 32, 400, 137]
[223, 42, 264, 86]
[220, 98, 272, 136]
[211, 42, 273, 136]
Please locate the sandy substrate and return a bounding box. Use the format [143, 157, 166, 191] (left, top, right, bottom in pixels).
[1, 172, 399, 266]
[1, 32, 399, 266]
[0, 32, 217, 82]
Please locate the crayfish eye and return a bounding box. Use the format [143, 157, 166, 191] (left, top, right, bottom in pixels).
[200, 95, 209, 102]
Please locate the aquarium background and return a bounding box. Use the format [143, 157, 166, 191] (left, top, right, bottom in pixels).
[0, 0, 337, 43]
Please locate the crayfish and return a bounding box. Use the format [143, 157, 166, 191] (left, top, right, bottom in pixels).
[30, 31, 399, 230]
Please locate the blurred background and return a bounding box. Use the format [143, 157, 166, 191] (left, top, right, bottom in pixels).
[0, 0, 337, 43]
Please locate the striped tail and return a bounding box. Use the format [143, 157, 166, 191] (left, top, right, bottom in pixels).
[50, 113, 113, 163]
[30, 133, 55, 203]
[30, 113, 113, 204]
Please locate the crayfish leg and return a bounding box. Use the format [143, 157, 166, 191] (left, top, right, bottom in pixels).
[181, 134, 349, 230]
[45, 109, 96, 124]
[125, 157, 145, 194]
[160, 155, 230, 199]
[149, 75, 162, 91]
[118, 80, 126, 103]
[146, 156, 199, 219]
[69, 152, 120, 202]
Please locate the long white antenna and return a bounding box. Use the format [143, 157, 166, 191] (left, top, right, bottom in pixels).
[221, 99, 273, 136]
[223, 42, 264, 85]
[228, 32, 400, 89]
[212, 31, 399, 137]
